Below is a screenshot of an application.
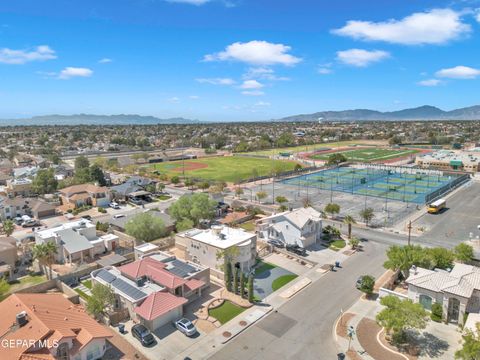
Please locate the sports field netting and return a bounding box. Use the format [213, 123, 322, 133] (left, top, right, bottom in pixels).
[281, 166, 463, 204]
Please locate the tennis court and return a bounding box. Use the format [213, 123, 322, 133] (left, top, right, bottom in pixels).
[281, 166, 464, 204]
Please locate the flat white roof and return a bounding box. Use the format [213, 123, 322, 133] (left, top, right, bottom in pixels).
[36, 219, 95, 239]
[184, 225, 255, 249]
[134, 243, 159, 252]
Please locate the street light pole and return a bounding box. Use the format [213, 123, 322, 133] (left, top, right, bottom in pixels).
[407, 220, 412, 246]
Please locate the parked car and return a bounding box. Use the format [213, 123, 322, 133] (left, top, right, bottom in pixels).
[286, 244, 307, 256]
[267, 239, 285, 248]
[131, 324, 155, 346]
[22, 219, 39, 228]
[129, 198, 143, 206]
[15, 216, 23, 225]
[355, 276, 364, 290]
[175, 318, 197, 337]
[81, 215, 92, 221]
[109, 202, 120, 209]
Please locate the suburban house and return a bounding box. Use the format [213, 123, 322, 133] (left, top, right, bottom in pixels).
[59, 184, 111, 209]
[6, 178, 33, 197]
[0, 236, 17, 279]
[35, 219, 119, 264]
[0, 293, 112, 360]
[0, 196, 57, 220]
[406, 263, 480, 325]
[108, 208, 175, 233]
[175, 225, 257, 277]
[91, 252, 209, 331]
[110, 176, 156, 201]
[52, 164, 75, 181]
[256, 207, 323, 248]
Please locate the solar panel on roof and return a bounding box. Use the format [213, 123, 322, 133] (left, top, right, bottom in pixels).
[97, 269, 116, 283]
[168, 267, 189, 278]
[171, 260, 198, 274]
[111, 278, 146, 301]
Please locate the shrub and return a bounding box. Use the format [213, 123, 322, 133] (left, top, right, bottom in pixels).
[98, 207, 107, 213]
[431, 303, 443, 322]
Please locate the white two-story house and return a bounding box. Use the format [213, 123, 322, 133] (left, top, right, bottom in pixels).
[256, 207, 322, 248]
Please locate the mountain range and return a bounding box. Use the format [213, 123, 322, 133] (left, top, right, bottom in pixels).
[0, 114, 199, 126]
[1, 105, 480, 125]
[277, 105, 480, 122]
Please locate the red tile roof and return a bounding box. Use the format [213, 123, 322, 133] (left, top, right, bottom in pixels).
[134, 292, 187, 321]
[0, 293, 112, 360]
[119, 257, 187, 290]
[184, 278, 205, 292]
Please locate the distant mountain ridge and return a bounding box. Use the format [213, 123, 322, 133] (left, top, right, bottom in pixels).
[277, 105, 480, 122]
[0, 114, 200, 126]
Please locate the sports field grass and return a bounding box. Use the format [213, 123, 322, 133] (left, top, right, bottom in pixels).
[310, 148, 419, 162]
[150, 156, 299, 182]
[244, 140, 386, 156]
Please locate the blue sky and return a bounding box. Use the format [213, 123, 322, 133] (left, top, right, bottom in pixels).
[0, 0, 480, 121]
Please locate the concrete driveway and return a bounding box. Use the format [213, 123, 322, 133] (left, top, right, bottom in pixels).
[254, 267, 295, 300]
[113, 320, 205, 360]
[263, 253, 309, 275]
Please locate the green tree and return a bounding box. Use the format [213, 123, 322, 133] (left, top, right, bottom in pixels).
[359, 275, 375, 296]
[74, 167, 93, 184]
[86, 283, 115, 319]
[275, 196, 288, 204]
[343, 215, 356, 239]
[248, 274, 254, 303]
[349, 237, 360, 249]
[324, 203, 340, 217]
[256, 191, 267, 202]
[455, 243, 474, 264]
[176, 219, 194, 232]
[383, 245, 428, 278]
[456, 323, 480, 360]
[125, 213, 167, 243]
[74, 155, 90, 171]
[431, 303, 443, 322]
[240, 271, 245, 298]
[232, 266, 238, 295]
[426, 247, 455, 270]
[89, 164, 107, 186]
[359, 207, 375, 226]
[376, 295, 428, 344]
[224, 261, 232, 292]
[198, 181, 210, 191]
[235, 187, 244, 197]
[32, 168, 58, 195]
[2, 219, 15, 237]
[32, 242, 57, 280]
[169, 193, 217, 226]
[327, 153, 347, 165]
[171, 176, 180, 185]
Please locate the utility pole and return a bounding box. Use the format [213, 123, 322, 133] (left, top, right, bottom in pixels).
[407, 220, 412, 246]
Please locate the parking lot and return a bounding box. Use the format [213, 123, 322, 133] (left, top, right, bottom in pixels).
[417, 181, 480, 248]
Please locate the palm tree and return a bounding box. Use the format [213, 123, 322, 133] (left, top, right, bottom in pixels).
[2, 219, 15, 237]
[343, 215, 356, 239]
[32, 242, 57, 280]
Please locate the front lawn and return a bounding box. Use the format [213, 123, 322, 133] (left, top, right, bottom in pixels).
[82, 279, 92, 289]
[208, 300, 246, 325]
[156, 194, 172, 201]
[271, 274, 298, 291]
[238, 220, 255, 232]
[329, 240, 346, 251]
[254, 261, 277, 276]
[75, 288, 90, 300]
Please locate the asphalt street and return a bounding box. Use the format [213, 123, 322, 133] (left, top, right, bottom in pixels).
[208, 240, 388, 360]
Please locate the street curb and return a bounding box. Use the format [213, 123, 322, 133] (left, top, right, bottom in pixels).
[220, 307, 273, 344]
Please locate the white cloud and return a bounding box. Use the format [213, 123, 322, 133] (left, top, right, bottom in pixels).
[189, 95, 200, 99]
[336, 49, 390, 67]
[196, 77, 236, 85]
[165, 0, 210, 5]
[204, 40, 301, 66]
[417, 79, 442, 86]
[435, 65, 480, 79]
[240, 80, 264, 89]
[0, 45, 56, 64]
[318, 67, 332, 74]
[98, 58, 112, 63]
[241, 90, 265, 96]
[254, 101, 270, 107]
[167, 96, 181, 103]
[59, 67, 93, 79]
[243, 67, 290, 81]
[332, 9, 470, 45]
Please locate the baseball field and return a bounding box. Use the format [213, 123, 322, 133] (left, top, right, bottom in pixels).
[309, 148, 419, 162]
[150, 156, 300, 182]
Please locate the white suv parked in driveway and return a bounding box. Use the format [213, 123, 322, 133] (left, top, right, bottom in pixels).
[175, 318, 197, 337]
[109, 202, 120, 209]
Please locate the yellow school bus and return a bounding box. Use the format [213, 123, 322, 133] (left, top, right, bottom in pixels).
[428, 198, 446, 214]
